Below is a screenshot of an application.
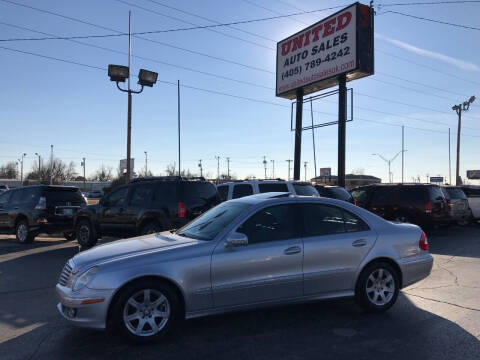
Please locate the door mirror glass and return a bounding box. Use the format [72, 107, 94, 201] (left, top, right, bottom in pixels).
[225, 232, 248, 248]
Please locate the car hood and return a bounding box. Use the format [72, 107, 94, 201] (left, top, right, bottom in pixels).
[72, 232, 199, 270]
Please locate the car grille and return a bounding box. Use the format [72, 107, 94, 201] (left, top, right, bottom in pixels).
[58, 261, 73, 286]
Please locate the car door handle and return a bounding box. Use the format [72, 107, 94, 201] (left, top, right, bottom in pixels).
[352, 239, 367, 247]
[284, 246, 301, 255]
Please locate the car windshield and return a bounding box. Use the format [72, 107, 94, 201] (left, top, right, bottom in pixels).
[327, 187, 353, 201]
[177, 201, 251, 241]
[293, 183, 319, 196]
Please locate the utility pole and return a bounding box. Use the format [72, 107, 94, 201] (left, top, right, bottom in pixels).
[401, 126, 404, 183]
[144, 151, 148, 176]
[448, 128, 452, 185]
[271, 160, 275, 179]
[50, 144, 53, 185]
[198, 159, 203, 178]
[215, 156, 220, 184]
[310, 99, 317, 179]
[304, 162, 308, 181]
[226, 157, 230, 180]
[426, 174, 429, 183]
[178, 80, 181, 177]
[452, 96, 475, 186]
[262, 156, 267, 179]
[293, 89, 303, 180]
[81, 157, 86, 190]
[19, 153, 26, 185]
[286, 159, 292, 181]
[35, 153, 41, 180]
[338, 74, 347, 187]
[127, 11, 132, 183]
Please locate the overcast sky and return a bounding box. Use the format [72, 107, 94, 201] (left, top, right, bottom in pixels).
[1, 0, 479, 183]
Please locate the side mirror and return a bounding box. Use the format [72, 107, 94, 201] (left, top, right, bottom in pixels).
[225, 232, 248, 248]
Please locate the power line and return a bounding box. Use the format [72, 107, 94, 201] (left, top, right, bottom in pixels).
[113, 0, 275, 51]
[143, 0, 276, 43]
[239, 0, 311, 25]
[381, 10, 480, 30]
[376, 48, 480, 86]
[380, 1, 480, 7]
[0, 22, 274, 91]
[0, 0, 274, 74]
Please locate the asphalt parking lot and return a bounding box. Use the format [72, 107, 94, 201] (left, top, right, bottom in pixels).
[0, 226, 479, 360]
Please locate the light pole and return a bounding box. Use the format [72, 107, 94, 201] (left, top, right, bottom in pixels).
[50, 144, 53, 185]
[262, 156, 267, 179]
[19, 153, 26, 185]
[35, 153, 41, 180]
[372, 151, 406, 183]
[286, 159, 292, 181]
[452, 95, 475, 185]
[215, 156, 220, 183]
[81, 157, 86, 190]
[198, 159, 203, 178]
[107, 13, 158, 184]
[144, 151, 148, 176]
[271, 160, 275, 179]
[304, 161, 308, 181]
[226, 157, 230, 180]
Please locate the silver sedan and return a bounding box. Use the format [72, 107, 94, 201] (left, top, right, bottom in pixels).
[56, 193, 433, 342]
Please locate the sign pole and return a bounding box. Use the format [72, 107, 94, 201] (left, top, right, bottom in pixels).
[293, 88, 303, 180]
[338, 74, 347, 187]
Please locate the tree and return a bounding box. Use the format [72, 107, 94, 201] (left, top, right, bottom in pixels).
[165, 163, 194, 178]
[0, 162, 18, 179]
[26, 159, 77, 184]
[90, 165, 113, 181]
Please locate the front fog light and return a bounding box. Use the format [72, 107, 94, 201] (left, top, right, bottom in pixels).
[67, 307, 77, 318]
[72, 266, 98, 291]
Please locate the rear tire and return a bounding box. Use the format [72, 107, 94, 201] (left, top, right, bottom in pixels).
[111, 279, 182, 343]
[63, 231, 76, 241]
[76, 219, 97, 248]
[16, 219, 34, 244]
[355, 261, 400, 312]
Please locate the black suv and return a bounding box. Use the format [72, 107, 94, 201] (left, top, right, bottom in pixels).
[74, 177, 220, 247]
[350, 183, 449, 228]
[0, 185, 86, 243]
[315, 185, 355, 203]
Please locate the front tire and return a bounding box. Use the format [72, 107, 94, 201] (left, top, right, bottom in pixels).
[355, 262, 400, 312]
[16, 219, 34, 244]
[76, 219, 97, 248]
[112, 279, 181, 343]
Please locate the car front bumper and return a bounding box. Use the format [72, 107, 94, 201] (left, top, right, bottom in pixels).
[56, 284, 115, 329]
[398, 254, 433, 288]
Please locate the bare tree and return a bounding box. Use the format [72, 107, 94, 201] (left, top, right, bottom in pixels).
[165, 163, 194, 178]
[90, 165, 113, 181]
[26, 159, 77, 184]
[0, 162, 18, 179]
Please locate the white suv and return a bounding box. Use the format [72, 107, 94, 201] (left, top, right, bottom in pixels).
[216, 180, 319, 202]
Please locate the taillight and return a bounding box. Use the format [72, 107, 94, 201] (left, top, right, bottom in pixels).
[353, 200, 357, 206]
[425, 201, 432, 214]
[419, 231, 429, 251]
[35, 196, 46, 210]
[177, 202, 187, 218]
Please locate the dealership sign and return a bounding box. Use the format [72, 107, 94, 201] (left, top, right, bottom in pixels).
[276, 2, 374, 99]
[467, 170, 480, 179]
[430, 177, 444, 183]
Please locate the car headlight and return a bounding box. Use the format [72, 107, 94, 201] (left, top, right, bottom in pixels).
[72, 266, 98, 291]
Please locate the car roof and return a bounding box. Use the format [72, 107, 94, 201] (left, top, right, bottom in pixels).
[217, 180, 312, 186]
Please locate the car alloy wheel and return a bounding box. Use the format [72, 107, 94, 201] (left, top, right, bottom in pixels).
[76, 222, 92, 247]
[365, 268, 395, 306]
[17, 223, 28, 243]
[122, 289, 171, 337]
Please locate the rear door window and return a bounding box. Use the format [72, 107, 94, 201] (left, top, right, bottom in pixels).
[104, 187, 129, 207]
[371, 187, 397, 204]
[428, 186, 445, 201]
[446, 188, 467, 200]
[152, 183, 178, 208]
[343, 210, 370, 232]
[462, 187, 480, 197]
[217, 185, 229, 202]
[21, 187, 40, 205]
[232, 184, 253, 199]
[351, 189, 368, 204]
[129, 184, 154, 207]
[258, 183, 289, 193]
[9, 190, 23, 206]
[0, 191, 11, 208]
[399, 187, 426, 204]
[301, 203, 345, 237]
[293, 183, 319, 196]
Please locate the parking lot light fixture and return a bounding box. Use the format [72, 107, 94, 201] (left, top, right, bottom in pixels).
[138, 69, 158, 87]
[108, 65, 129, 83]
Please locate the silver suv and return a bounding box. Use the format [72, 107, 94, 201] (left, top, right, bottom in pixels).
[216, 180, 319, 201]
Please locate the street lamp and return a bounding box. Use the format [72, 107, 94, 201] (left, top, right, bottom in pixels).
[452, 95, 475, 185]
[372, 151, 407, 183]
[19, 153, 27, 185]
[144, 151, 148, 176]
[35, 153, 41, 179]
[108, 65, 158, 183]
